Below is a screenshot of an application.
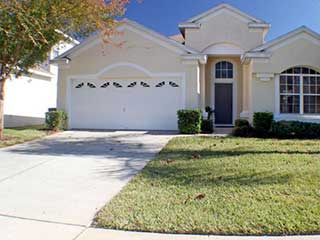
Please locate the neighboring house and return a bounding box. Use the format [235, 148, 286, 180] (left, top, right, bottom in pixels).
[4, 41, 78, 128]
[53, 3, 320, 131]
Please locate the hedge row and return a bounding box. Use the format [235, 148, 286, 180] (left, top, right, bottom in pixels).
[233, 112, 320, 139]
[272, 121, 320, 139]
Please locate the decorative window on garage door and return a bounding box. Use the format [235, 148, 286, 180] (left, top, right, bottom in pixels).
[141, 82, 150, 87]
[169, 81, 179, 87]
[101, 82, 110, 88]
[127, 82, 137, 88]
[87, 83, 96, 88]
[75, 82, 84, 88]
[113, 82, 123, 88]
[155, 81, 165, 88]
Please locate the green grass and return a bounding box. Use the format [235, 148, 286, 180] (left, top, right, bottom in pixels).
[95, 137, 320, 236]
[1, 125, 51, 148]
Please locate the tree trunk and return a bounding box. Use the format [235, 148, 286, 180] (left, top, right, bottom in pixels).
[0, 79, 6, 141]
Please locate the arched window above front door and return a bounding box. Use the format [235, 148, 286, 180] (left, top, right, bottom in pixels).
[215, 61, 233, 79]
[280, 66, 320, 114]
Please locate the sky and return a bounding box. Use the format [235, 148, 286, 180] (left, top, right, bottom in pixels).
[123, 0, 320, 41]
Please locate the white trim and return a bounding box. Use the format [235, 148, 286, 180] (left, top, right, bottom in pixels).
[66, 75, 73, 128]
[211, 58, 238, 126]
[248, 22, 271, 29]
[178, 22, 201, 29]
[274, 74, 280, 116]
[185, 3, 267, 25]
[256, 73, 274, 82]
[202, 43, 244, 55]
[181, 54, 208, 64]
[241, 52, 272, 63]
[55, 30, 80, 45]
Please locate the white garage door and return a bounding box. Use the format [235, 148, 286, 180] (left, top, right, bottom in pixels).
[70, 79, 183, 130]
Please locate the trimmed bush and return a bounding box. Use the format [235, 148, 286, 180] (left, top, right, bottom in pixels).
[253, 112, 274, 137]
[45, 110, 68, 131]
[177, 109, 202, 134]
[272, 121, 320, 139]
[232, 119, 252, 137]
[201, 119, 214, 133]
[235, 119, 250, 127]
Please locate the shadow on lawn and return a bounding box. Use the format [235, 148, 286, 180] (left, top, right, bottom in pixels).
[139, 147, 319, 187]
[142, 164, 293, 187]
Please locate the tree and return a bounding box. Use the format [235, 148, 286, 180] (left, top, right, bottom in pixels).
[0, 0, 130, 140]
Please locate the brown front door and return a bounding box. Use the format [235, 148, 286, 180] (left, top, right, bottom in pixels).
[215, 83, 233, 125]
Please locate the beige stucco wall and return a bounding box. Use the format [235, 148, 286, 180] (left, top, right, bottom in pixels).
[251, 35, 320, 118]
[252, 75, 275, 113]
[57, 27, 200, 112]
[185, 11, 265, 52]
[204, 56, 243, 118]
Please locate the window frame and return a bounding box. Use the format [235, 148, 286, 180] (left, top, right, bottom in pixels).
[215, 61, 234, 79]
[279, 67, 320, 115]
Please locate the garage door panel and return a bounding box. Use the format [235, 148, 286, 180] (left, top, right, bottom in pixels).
[70, 79, 183, 130]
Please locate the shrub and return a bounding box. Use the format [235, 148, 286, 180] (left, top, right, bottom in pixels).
[177, 109, 202, 134]
[201, 119, 214, 133]
[271, 121, 320, 139]
[45, 110, 68, 131]
[232, 119, 252, 137]
[235, 119, 250, 127]
[253, 112, 274, 137]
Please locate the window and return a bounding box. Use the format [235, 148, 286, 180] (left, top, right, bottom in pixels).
[280, 67, 320, 114]
[215, 61, 233, 79]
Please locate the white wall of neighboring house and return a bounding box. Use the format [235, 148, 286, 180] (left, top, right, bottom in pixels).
[4, 41, 77, 128]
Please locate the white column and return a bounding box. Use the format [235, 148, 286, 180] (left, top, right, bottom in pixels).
[274, 74, 280, 116]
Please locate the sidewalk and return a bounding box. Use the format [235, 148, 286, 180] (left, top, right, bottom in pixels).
[77, 228, 320, 240]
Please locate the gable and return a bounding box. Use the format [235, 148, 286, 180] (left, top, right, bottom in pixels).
[184, 10, 266, 52]
[252, 34, 320, 73]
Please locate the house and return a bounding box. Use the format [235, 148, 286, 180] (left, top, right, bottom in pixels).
[4, 41, 78, 128]
[53, 3, 320, 131]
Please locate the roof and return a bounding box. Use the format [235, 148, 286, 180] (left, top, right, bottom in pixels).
[250, 26, 320, 52]
[54, 18, 199, 61]
[180, 3, 269, 26]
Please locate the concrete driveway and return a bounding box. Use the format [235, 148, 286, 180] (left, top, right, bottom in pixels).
[0, 131, 175, 240]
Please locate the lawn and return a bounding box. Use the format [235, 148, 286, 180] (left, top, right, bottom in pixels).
[0, 125, 51, 148]
[95, 137, 320, 236]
